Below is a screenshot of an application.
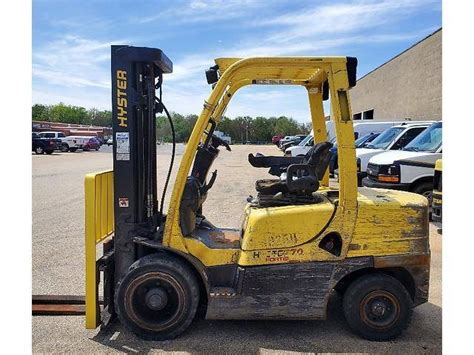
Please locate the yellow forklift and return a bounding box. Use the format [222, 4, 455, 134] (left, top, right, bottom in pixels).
[84, 46, 430, 341]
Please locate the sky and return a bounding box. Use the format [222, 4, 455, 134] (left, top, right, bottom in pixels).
[33, 0, 441, 122]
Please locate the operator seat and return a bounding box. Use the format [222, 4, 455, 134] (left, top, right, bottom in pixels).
[248, 142, 333, 206]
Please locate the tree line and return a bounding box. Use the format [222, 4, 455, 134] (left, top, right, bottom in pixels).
[33, 103, 310, 144]
[32, 103, 113, 127]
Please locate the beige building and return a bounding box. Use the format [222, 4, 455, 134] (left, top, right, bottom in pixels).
[350, 28, 442, 121]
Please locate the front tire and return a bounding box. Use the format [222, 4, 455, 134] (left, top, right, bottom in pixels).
[115, 254, 199, 340]
[35, 146, 44, 154]
[343, 273, 413, 341]
[412, 181, 433, 220]
[412, 181, 433, 203]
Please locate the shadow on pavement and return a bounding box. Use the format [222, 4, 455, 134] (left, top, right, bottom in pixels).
[91, 293, 442, 354]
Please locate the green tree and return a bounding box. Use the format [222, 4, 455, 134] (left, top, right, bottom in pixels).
[273, 116, 301, 136]
[32, 104, 50, 121]
[33, 103, 312, 143]
[49, 103, 90, 124]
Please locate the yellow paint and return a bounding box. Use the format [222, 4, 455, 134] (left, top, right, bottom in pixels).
[184, 238, 239, 266]
[84, 170, 114, 329]
[433, 159, 442, 204]
[347, 188, 429, 257]
[307, 85, 329, 187]
[241, 199, 335, 250]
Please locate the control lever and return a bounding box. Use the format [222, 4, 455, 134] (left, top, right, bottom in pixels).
[201, 170, 218, 194]
[211, 135, 231, 151]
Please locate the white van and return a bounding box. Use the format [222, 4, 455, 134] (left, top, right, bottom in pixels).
[362, 122, 442, 200]
[286, 121, 401, 157]
[355, 122, 435, 182]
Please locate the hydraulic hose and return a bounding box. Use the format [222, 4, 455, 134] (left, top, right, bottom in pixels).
[155, 95, 176, 224]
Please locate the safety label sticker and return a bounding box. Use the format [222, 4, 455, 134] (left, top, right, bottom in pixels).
[118, 197, 129, 208]
[116, 132, 130, 161]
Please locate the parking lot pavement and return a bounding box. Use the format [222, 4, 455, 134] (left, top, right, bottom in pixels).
[32, 144, 442, 353]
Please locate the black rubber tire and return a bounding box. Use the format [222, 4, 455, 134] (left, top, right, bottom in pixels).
[35, 146, 44, 154]
[61, 143, 69, 153]
[412, 181, 433, 199]
[343, 273, 413, 341]
[115, 253, 199, 340]
[412, 181, 433, 220]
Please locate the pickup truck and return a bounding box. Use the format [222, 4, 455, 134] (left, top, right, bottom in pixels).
[37, 131, 89, 152]
[362, 122, 442, 205]
[32, 132, 61, 154]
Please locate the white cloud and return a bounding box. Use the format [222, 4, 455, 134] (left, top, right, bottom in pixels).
[258, 0, 437, 43]
[134, 0, 268, 24]
[32, 35, 126, 92]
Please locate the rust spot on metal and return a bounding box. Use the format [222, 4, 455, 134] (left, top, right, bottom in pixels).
[209, 230, 240, 247]
[373, 254, 430, 268]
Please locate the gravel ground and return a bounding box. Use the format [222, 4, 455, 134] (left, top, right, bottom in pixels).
[32, 144, 442, 354]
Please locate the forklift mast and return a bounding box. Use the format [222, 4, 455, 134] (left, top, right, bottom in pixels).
[111, 45, 173, 279]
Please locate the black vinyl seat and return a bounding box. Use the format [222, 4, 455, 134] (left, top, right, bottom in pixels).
[248, 142, 333, 206]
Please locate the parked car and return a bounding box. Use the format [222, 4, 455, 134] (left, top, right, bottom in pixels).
[355, 122, 434, 184]
[84, 137, 101, 151]
[95, 136, 106, 145]
[280, 135, 306, 151]
[272, 134, 284, 146]
[32, 132, 61, 154]
[106, 137, 113, 146]
[329, 132, 380, 176]
[362, 122, 442, 205]
[286, 121, 400, 157]
[37, 131, 89, 152]
[278, 135, 297, 149]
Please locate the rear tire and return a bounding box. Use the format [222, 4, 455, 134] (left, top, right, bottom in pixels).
[115, 254, 199, 340]
[343, 273, 413, 341]
[35, 146, 44, 154]
[61, 143, 69, 153]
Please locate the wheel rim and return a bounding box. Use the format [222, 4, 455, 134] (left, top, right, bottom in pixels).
[36, 147, 43, 154]
[124, 272, 186, 332]
[359, 290, 401, 330]
[61, 145, 68, 152]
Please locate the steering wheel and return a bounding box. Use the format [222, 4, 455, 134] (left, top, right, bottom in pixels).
[211, 134, 231, 152]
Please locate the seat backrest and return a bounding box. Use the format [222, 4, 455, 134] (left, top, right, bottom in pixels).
[304, 141, 333, 179]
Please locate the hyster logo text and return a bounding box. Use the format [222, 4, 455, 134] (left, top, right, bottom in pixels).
[116, 70, 127, 127]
